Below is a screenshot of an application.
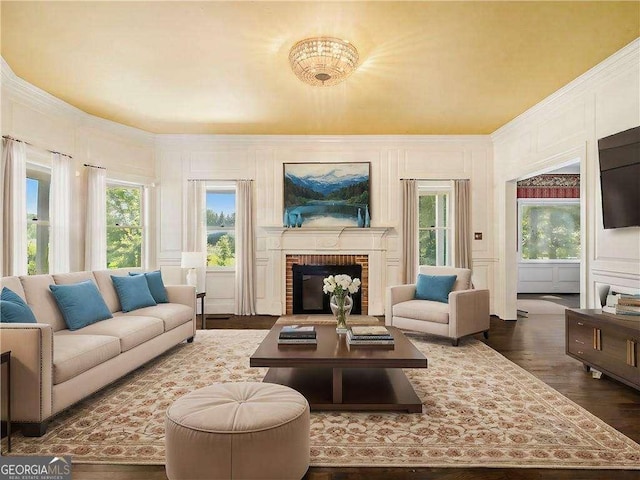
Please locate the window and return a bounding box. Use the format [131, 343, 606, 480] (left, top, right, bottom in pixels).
[206, 190, 236, 268]
[26, 168, 51, 274]
[106, 184, 143, 268]
[519, 199, 580, 261]
[418, 183, 451, 266]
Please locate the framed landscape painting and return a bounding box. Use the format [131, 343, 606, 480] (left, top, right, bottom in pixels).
[283, 162, 371, 227]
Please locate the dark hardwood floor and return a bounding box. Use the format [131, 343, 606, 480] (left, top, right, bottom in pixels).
[70, 311, 640, 479]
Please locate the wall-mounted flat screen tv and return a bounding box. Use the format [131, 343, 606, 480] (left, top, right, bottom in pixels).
[598, 126, 640, 229]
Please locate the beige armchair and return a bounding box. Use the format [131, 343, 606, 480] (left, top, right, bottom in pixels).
[386, 266, 490, 346]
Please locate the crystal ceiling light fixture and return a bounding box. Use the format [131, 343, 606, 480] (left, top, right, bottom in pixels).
[289, 37, 359, 86]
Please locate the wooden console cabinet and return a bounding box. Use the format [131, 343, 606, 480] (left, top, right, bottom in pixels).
[566, 309, 639, 390]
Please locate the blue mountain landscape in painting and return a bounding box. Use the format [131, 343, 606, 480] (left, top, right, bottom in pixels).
[284, 163, 370, 227]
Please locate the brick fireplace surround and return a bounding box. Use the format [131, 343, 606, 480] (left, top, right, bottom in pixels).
[285, 254, 369, 315]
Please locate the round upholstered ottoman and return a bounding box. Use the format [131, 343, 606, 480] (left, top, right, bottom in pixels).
[165, 382, 310, 480]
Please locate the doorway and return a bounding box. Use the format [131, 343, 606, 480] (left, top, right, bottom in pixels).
[512, 160, 584, 317]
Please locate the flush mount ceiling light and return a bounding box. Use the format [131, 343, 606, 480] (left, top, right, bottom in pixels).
[289, 37, 359, 87]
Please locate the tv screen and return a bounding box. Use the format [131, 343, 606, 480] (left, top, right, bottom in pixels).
[598, 126, 640, 229]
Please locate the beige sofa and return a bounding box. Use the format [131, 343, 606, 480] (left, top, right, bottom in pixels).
[0, 269, 196, 436]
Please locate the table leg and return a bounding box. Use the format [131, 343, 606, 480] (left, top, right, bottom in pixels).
[200, 296, 205, 330]
[332, 368, 343, 404]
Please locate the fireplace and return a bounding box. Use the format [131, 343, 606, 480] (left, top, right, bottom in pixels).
[292, 264, 362, 315]
[285, 254, 369, 315]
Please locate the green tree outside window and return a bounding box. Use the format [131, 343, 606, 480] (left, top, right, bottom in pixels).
[520, 203, 580, 260]
[107, 186, 142, 268]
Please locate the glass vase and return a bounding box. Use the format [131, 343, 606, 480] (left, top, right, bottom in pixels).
[330, 294, 353, 334]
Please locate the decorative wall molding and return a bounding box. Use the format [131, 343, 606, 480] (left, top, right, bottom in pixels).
[1, 57, 155, 145]
[492, 38, 639, 143]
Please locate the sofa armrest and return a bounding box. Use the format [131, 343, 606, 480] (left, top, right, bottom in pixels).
[448, 289, 490, 339]
[165, 285, 196, 308]
[0, 323, 53, 423]
[385, 284, 416, 326]
[165, 285, 197, 336]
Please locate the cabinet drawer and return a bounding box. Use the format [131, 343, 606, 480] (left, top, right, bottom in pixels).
[567, 319, 598, 359]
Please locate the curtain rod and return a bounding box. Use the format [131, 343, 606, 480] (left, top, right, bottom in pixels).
[83, 163, 106, 170]
[2, 135, 73, 159]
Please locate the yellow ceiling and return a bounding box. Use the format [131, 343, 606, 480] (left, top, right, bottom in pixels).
[1, 1, 638, 135]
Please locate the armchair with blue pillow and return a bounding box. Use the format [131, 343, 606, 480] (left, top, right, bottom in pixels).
[385, 266, 490, 346]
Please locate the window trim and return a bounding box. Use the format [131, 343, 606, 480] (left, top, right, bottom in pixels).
[106, 181, 145, 269]
[205, 184, 236, 272]
[418, 181, 453, 267]
[26, 165, 52, 275]
[517, 197, 581, 263]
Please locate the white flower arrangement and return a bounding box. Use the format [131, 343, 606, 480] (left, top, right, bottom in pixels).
[322, 274, 361, 298]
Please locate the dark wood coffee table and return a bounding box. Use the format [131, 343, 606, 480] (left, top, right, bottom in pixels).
[250, 324, 428, 413]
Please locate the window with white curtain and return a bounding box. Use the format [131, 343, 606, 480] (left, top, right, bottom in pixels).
[206, 186, 236, 268]
[26, 166, 51, 274]
[106, 182, 143, 268]
[418, 182, 452, 266]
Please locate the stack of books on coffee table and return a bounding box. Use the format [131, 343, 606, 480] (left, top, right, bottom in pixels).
[278, 325, 317, 345]
[347, 325, 394, 347]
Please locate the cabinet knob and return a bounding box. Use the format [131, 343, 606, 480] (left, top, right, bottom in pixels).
[577, 322, 584, 326]
[577, 350, 584, 355]
[575, 340, 585, 345]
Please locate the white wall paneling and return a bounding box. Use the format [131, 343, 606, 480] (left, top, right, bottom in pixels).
[156, 135, 494, 315]
[2, 59, 156, 272]
[492, 39, 640, 319]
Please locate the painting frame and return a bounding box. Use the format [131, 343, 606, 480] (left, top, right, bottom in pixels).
[283, 162, 371, 228]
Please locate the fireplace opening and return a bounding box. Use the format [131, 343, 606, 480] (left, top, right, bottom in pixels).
[292, 264, 362, 315]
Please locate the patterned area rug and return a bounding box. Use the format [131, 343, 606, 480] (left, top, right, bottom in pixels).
[8, 330, 640, 469]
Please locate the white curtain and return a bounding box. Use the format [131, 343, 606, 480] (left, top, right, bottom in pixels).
[49, 153, 71, 273]
[454, 179, 472, 269]
[1, 138, 28, 276]
[84, 166, 107, 270]
[186, 180, 206, 252]
[401, 179, 418, 283]
[235, 180, 256, 315]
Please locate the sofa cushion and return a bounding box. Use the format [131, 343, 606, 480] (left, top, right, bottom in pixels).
[93, 268, 139, 313]
[417, 266, 472, 291]
[52, 271, 96, 285]
[1, 287, 37, 323]
[415, 274, 457, 303]
[111, 274, 157, 312]
[129, 271, 169, 303]
[49, 280, 113, 331]
[52, 333, 121, 384]
[64, 315, 164, 352]
[393, 299, 450, 324]
[20, 274, 67, 331]
[0, 277, 25, 300]
[119, 303, 193, 332]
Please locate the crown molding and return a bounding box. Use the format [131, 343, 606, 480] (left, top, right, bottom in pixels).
[1, 57, 155, 145]
[154, 133, 492, 148]
[491, 38, 640, 143]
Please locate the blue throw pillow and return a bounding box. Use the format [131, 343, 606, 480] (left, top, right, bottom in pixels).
[49, 280, 113, 330]
[415, 274, 458, 303]
[129, 271, 169, 303]
[1, 287, 37, 323]
[112, 274, 157, 313]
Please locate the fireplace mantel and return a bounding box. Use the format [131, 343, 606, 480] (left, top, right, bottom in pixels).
[261, 225, 393, 316]
[262, 226, 394, 251]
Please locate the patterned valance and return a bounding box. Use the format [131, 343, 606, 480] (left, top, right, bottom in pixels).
[517, 174, 580, 198]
